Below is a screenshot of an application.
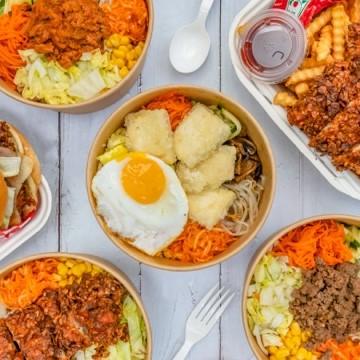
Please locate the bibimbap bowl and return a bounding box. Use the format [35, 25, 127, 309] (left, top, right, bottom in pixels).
[0, 0, 153, 114]
[243, 215, 360, 360]
[0, 252, 152, 359]
[87, 85, 276, 271]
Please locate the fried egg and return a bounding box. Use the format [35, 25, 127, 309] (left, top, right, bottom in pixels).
[92, 153, 188, 255]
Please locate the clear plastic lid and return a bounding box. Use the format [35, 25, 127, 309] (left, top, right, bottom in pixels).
[238, 9, 307, 84]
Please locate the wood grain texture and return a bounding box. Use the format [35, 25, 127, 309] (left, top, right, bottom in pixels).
[0, 1, 359, 359]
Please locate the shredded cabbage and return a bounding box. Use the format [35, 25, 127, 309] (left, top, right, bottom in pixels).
[14, 49, 122, 105]
[247, 254, 302, 352]
[345, 225, 360, 261]
[123, 295, 146, 359]
[73, 345, 97, 360]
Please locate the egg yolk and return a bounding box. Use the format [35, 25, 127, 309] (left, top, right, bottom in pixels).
[0, 173, 8, 224]
[121, 157, 166, 204]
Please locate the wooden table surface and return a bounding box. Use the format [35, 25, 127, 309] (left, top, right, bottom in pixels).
[0, 1, 359, 359]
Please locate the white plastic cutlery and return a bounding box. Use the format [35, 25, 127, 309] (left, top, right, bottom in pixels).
[169, 0, 215, 73]
[172, 284, 235, 360]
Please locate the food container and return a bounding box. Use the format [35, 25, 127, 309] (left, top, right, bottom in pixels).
[0, 252, 152, 359]
[229, 0, 360, 200]
[242, 214, 360, 359]
[238, 9, 307, 83]
[0, 175, 52, 261]
[87, 85, 276, 271]
[0, 0, 153, 114]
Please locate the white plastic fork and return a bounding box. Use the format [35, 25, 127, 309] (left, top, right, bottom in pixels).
[172, 284, 235, 360]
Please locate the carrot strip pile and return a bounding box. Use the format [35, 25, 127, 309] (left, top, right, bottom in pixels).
[162, 221, 237, 264]
[145, 92, 193, 130]
[102, 0, 148, 43]
[0, 259, 60, 309]
[0, 4, 31, 88]
[272, 220, 352, 269]
[317, 339, 360, 360]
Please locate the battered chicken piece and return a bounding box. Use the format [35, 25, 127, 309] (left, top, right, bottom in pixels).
[310, 100, 360, 156]
[36, 289, 90, 359]
[348, 24, 360, 58]
[0, 319, 19, 360]
[287, 62, 354, 137]
[334, 145, 360, 176]
[5, 305, 57, 360]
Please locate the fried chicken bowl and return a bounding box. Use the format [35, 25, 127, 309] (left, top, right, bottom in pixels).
[87, 85, 275, 271]
[0, 253, 151, 360]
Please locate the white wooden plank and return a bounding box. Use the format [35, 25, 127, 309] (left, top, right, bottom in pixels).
[220, 1, 304, 358]
[59, 83, 142, 289]
[302, 158, 360, 215]
[140, 1, 222, 359]
[0, 93, 59, 267]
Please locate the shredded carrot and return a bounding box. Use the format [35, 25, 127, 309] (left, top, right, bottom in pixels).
[102, 0, 148, 43]
[318, 339, 360, 360]
[0, 4, 31, 88]
[145, 92, 193, 130]
[272, 220, 352, 270]
[0, 259, 59, 309]
[162, 221, 237, 264]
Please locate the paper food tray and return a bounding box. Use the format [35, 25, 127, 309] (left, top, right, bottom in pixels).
[0, 175, 52, 262]
[228, 0, 360, 200]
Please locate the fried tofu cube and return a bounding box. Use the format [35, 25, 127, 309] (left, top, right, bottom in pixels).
[174, 103, 231, 168]
[176, 145, 236, 193]
[188, 188, 236, 229]
[125, 109, 176, 164]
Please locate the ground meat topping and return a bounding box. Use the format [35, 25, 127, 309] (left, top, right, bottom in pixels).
[27, 0, 110, 68]
[2, 273, 128, 360]
[290, 259, 360, 349]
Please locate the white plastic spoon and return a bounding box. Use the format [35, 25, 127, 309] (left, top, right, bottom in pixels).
[169, 0, 215, 73]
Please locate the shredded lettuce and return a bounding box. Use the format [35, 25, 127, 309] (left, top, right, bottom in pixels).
[123, 295, 146, 359]
[14, 49, 122, 105]
[345, 225, 360, 261]
[247, 254, 302, 352]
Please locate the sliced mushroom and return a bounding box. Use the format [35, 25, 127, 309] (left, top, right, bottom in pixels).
[235, 159, 258, 182]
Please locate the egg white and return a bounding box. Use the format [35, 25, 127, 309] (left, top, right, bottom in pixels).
[92, 154, 189, 255]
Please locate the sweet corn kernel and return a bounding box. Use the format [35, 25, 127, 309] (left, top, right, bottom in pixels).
[65, 260, 75, 268]
[138, 41, 145, 48]
[53, 274, 62, 281]
[71, 263, 86, 277]
[269, 355, 277, 360]
[134, 45, 142, 57]
[113, 49, 127, 59]
[120, 66, 129, 78]
[290, 322, 301, 336]
[277, 348, 290, 357]
[57, 263, 68, 276]
[119, 36, 130, 45]
[85, 262, 93, 273]
[118, 45, 130, 53]
[126, 50, 136, 61]
[109, 34, 121, 47]
[113, 58, 126, 68]
[268, 346, 278, 354]
[127, 44, 133, 50]
[127, 60, 137, 70]
[59, 280, 68, 287]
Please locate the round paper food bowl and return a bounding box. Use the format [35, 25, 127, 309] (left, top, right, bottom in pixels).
[87, 85, 276, 271]
[242, 214, 360, 360]
[0, 0, 153, 114]
[0, 252, 152, 359]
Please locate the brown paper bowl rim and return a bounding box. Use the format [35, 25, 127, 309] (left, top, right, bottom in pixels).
[86, 84, 276, 271]
[0, 0, 154, 112]
[242, 214, 360, 360]
[0, 252, 152, 359]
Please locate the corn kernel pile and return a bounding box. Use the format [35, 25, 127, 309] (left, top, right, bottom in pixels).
[54, 259, 102, 287]
[105, 34, 144, 78]
[268, 322, 317, 360]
